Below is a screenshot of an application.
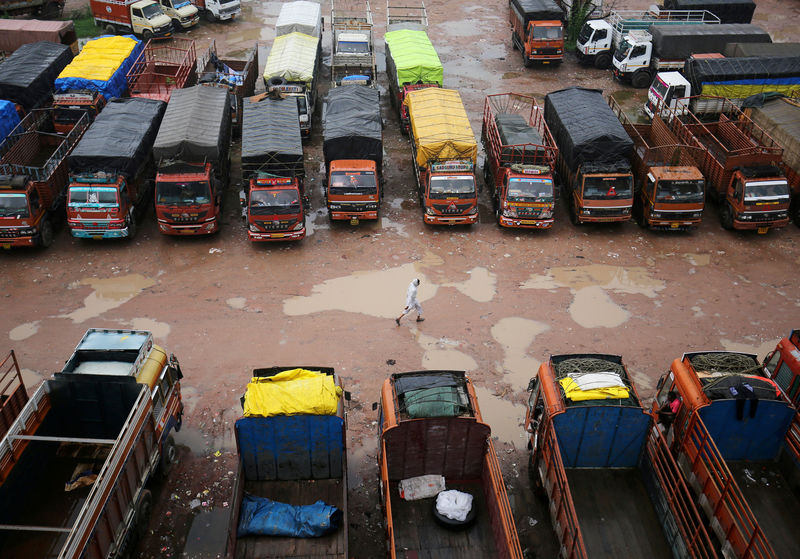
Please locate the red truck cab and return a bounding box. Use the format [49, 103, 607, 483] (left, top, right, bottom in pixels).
[155, 162, 222, 235]
[419, 160, 478, 225]
[52, 92, 106, 134]
[763, 330, 800, 408]
[244, 175, 306, 241]
[509, 0, 564, 66]
[67, 175, 140, 239]
[327, 160, 380, 223]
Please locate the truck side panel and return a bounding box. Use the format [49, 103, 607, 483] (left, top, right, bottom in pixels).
[0, 352, 27, 440]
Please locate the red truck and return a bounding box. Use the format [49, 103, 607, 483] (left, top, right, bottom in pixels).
[763, 330, 800, 408]
[0, 110, 88, 248]
[667, 97, 791, 232]
[509, 0, 565, 66]
[482, 93, 558, 229]
[126, 37, 198, 103]
[0, 350, 28, 440]
[90, 0, 173, 39]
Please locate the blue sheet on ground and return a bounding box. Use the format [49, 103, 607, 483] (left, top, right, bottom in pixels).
[237, 494, 342, 538]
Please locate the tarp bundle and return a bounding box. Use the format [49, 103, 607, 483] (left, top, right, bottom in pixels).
[153, 85, 231, 164]
[496, 113, 546, 162]
[663, 0, 756, 24]
[384, 29, 443, 88]
[55, 35, 143, 100]
[241, 96, 303, 178]
[243, 369, 342, 417]
[0, 19, 76, 54]
[684, 56, 800, 99]
[263, 32, 319, 86]
[650, 24, 770, 60]
[237, 494, 342, 538]
[510, 0, 564, 25]
[748, 98, 800, 175]
[559, 372, 631, 402]
[322, 85, 382, 171]
[0, 100, 21, 145]
[68, 98, 166, 178]
[0, 41, 73, 111]
[405, 88, 477, 167]
[724, 42, 800, 58]
[544, 87, 632, 170]
[276, 0, 322, 38]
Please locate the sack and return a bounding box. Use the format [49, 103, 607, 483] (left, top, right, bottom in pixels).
[398, 474, 445, 500]
[436, 490, 473, 522]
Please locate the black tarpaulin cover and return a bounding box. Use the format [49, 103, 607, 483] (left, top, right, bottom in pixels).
[663, 0, 756, 24]
[241, 96, 303, 177]
[0, 41, 73, 111]
[543, 87, 632, 170]
[68, 97, 165, 178]
[496, 113, 546, 162]
[322, 85, 382, 172]
[510, 0, 563, 26]
[650, 24, 770, 60]
[724, 42, 800, 58]
[684, 56, 800, 90]
[153, 86, 231, 164]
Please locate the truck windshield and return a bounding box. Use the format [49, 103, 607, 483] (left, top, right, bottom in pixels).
[745, 180, 790, 201]
[250, 188, 300, 215]
[507, 177, 553, 203]
[532, 26, 562, 40]
[614, 40, 632, 62]
[0, 193, 29, 218]
[53, 107, 87, 124]
[577, 23, 593, 44]
[330, 171, 377, 195]
[652, 77, 669, 99]
[142, 3, 164, 18]
[296, 95, 308, 116]
[220, 0, 238, 3]
[338, 41, 370, 54]
[69, 186, 118, 207]
[656, 180, 704, 203]
[583, 175, 633, 200]
[157, 181, 211, 205]
[430, 176, 475, 199]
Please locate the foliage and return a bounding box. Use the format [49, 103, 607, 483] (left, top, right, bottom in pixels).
[65, 7, 101, 39]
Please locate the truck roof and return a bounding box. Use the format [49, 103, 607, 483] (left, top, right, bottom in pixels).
[61, 328, 156, 378]
[384, 29, 443, 88]
[322, 85, 382, 170]
[241, 95, 303, 178]
[276, 0, 322, 38]
[405, 88, 477, 167]
[510, 0, 564, 25]
[263, 32, 319, 86]
[0, 41, 73, 111]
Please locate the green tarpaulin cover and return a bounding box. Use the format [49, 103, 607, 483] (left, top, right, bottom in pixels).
[404, 386, 463, 418]
[384, 29, 443, 88]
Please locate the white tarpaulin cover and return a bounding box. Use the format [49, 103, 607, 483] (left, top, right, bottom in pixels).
[276, 1, 322, 38]
[263, 32, 319, 86]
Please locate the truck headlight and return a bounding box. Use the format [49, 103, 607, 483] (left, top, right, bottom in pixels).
[292, 221, 304, 231]
[503, 207, 518, 218]
[249, 224, 258, 232]
[740, 214, 751, 220]
[425, 207, 435, 215]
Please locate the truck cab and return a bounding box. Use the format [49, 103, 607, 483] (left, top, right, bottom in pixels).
[763, 330, 800, 408]
[723, 166, 790, 231]
[493, 166, 554, 228]
[645, 71, 690, 119]
[242, 174, 306, 241]
[0, 175, 56, 248]
[193, 0, 240, 22]
[158, 0, 199, 30]
[67, 175, 140, 239]
[566, 164, 634, 224]
[51, 91, 106, 134]
[575, 19, 613, 68]
[612, 30, 654, 88]
[155, 163, 222, 235]
[420, 160, 478, 225]
[523, 20, 563, 64]
[635, 165, 705, 229]
[91, 0, 173, 39]
[327, 160, 380, 223]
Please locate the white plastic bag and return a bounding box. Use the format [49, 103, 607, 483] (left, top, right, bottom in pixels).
[398, 474, 445, 500]
[435, 489, 473, 521]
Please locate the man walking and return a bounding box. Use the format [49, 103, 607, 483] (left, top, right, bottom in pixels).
[396, 278, 424, 325]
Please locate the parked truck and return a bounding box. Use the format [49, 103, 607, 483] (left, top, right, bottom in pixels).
[331, 0, 376, 86]
[240, 94, 307, 241]
[481, 92, 558, 229]
[156, 0, 199, 31]
[322, 85, 382, 224]
[666, 97, 791, 232]
[0, 0, 63, 18]
[153, 85, 230, 236]
[544, 87, 634, 225]
[0, 41, 73, 115]
[197, 40, 257, 132]
[405, 88, 479, 225]
[654, 350, 800, 558]
[126, 37, 197, 103]
[575, 7, 720, 70]
[0, 110, 88, 248]
[609, 96, 705, 230]
[663, 0, 756, 24]
[509, 0, 565, 66]
[376, 370, 523, 559]
[613, 23, 771, 88]
[192, 0, 241, 22]
[225, 366, 348, 558]
[0, 328, 184, 559]
[67, 97, 165, 239]
[526, 353, 718, 558]
[90, 0, 173, 39]
[384, 1, 442, 134]
[276, 0, 323, 38]
[763, 330, 800, 408]
[0, 350, 27, 439]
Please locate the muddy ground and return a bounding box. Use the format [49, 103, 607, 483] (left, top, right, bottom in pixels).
[5, 0, 800, 557]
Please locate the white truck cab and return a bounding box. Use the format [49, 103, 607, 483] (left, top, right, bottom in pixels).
[575, 19, 614, 68]
[158, 0, 199, 30]
[645, 71, 691, 119]
[195, 0, 241, 22]
[129, 0, 173, 38]
[611, 29, 654, 87]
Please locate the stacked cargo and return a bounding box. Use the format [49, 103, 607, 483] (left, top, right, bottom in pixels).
[55, 35, 143, 100]
[650, 23, 770, 60]
[684, 56, 800, 101]
[0, 41, 73, 112]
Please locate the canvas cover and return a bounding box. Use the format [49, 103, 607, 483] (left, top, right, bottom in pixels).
[510, 0, 564, 26]
[68, 98, 166, 178]
[0, 19, 75, 54]
[650, 24, 770, 60]
[241, 96, 303, 177]
[685, 56, 800, 98]
[405, 88, 477, 167]
[242, 369, 342, 417]
[0, 42, 73, 111]
[153, 86, 231, 164]
[0, 100, 21, 145]
[55, 35, 142, 100]
[496, 113, 546, 161]
[237, 495, 342, 538]
[384, 29, 443, 88]
[263, 32, 319, 86]
[544, 87, 632, 170]
[322, 85, 382, 171]
[750, 98, 800, 173]
[663, 0, 756, 24]
[724, 42, 800, 58]
[275, 0, 322, 38]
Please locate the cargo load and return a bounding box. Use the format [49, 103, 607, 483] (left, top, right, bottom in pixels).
[663, 0, 756, 24]
[747, 97, 800, 182]
[510, 0, 563, 25]
[241, 96, 304, 178]
[384, 29, 443, 89]
[276, 0, 322, 38]
[406, 88, 478, 167]
[0, 41, 73, 112]
[0, 100, 20, 144]
[263, 32, 319, 87]
[68, 97, 165, 179]
[323, 85, 383, 173]
[684, 56, 800, 99]
[724, 42, 800, 58]
[0, 19, 77, 54]
[55, 35, 143, 100]
[242, 368, 343, 417]
[649, 23, 770, 60]
[495, 113, 546, 161]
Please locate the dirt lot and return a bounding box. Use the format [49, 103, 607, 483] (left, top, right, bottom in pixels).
[4, 0, 800, 557]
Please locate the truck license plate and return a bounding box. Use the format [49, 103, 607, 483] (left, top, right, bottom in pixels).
[521, 220, 538, 225]
[350, 217, 359, 225]
[1, 243, 10, 249]
[92, 235, 102, 240]
[670, 223, 679, 228]
[757, 227, 768, 234]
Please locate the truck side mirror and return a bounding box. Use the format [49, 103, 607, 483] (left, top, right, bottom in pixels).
[371, 402, 378, 411]
[238, 189, 247, 207]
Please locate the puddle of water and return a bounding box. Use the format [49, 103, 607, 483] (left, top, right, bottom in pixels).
[284, 263, 437, 318]
[720, 338, 779, 359]
[61, 274, 156, 323]
[569, 286, 630, 328]
[521, 264, 665, 298]
[684, 253, 711, 266]
[473, 386, 525, 447]
[20, 367, 43, 388]
[415, 331, 477, 372]
[174, 425, 213, 456]
[389, 197, 404, 210]
[380, 217, 409, 237]
[226, 297, 247, 310]
[491, 317, 548, 391]
[130, 318, 170, 339]
[443, 267, 496, 303]
[181, 508, 230, 559]
[9, 321, 39, 341]
[418, 250, 444, 267]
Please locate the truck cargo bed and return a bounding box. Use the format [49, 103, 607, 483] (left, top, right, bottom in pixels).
[236, 478, 346, 559]
[566, 468, 671, 559]
[389, 480, 497, 559]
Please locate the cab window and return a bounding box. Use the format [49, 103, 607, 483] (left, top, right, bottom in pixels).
[594, 29, 607, 41]
[631, 45, 646, 58]
[132, 7, 143, 17]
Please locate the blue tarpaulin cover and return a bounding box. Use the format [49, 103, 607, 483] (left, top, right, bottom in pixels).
[54, 35, 143, 100]
[237, 494, 342, 538]
[0, 100, 20, 144]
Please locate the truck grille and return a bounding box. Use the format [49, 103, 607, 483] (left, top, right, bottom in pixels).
[338, 202, 378, 212]
[169, 212, 206, 223]
[257, 219, 297, 230]
[221, 6, 238, 14]
[750, 212, 782, 223]
[0, 230, 23, 238]
[433, 202, 472, 215]
[589, 208, 627, 217]
[536, 48, 561, 56]
[517, 207, 545, 217]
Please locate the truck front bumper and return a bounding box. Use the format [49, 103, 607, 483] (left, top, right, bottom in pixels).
[0, 236, 35, 248]
[647, 218, 701, 230]
[248, 228, 305, 242]
[158, 219, 219, 236]
[179, 16, 200, 29]
[499, 216, 553, 229]
[424, 214, 478, 226]
[330, 210, 378, 223]
[70, 226, 129, 239]
[734, 217, 789, 232]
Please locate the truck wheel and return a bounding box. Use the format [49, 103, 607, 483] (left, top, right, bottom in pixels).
[38, 218, 54, 248]
[523, 54, 534, 68]
[105, 24, 116, 36]
[594, 53, 611, 69]
[511, 33, 518, 51]
[631, 70, 651, 89]
[158, 435, 177, 479]
[142, 29, 153, 41]
[206, 10, 217, 23]
[720, 203, 734, 230]
[633, 199, 645, 228]
[135, 490, 153, 541]
[569, 197, 581, 226]
[127, 216, 138, 239]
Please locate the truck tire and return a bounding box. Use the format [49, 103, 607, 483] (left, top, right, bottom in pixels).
[206, 10, 217, 23]
[105, 24, 117, 36]
[267, 76, 286, 88]
[172, 19, 182, 32]
[569, 196, 581, 226]
[511, 33, 518, 51]
[38, 218, 54, 248]
[594, 53, 611, 69]
[158, 435, 177, 479]
[142, 29, 153, 41]
[127, 215, 138, 239]
[523, 54, 534, 68]
[720, 203, 734, 230]
[633, 198, 646, 228]
[631, 70, 651, 89]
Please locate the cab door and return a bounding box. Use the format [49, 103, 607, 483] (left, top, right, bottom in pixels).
[130, 7, 147, 34]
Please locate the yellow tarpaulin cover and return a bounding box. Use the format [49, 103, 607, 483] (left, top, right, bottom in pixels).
[404, 88, 477, 168]
[559, 377, 630, 402]
[57, 35, 138, 81]
[243, 368, 342, 417]
[263, 31, 319, 87]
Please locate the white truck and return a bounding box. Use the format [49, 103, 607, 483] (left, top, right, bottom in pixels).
[331, 0, 376, 87]
[192, 0, 241, 22]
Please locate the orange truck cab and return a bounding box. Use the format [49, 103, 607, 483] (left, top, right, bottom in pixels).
[482, 93, 558, 229]
[509, 0, 564, 66]
[51, 91, 107, 134]
[763, 330, 800, 408]
[240, 94, 307, 241]
[322, 85, 382, 224]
